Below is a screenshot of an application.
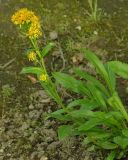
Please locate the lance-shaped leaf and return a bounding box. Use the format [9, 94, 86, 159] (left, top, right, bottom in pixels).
[20, 67, 44, 75]
[74, 67, 109, 97]
[108, 61, 128, 79]
[41, 42, 55, 58]
[78, 118, 102, 131]
[86, 82, 107, 111]
[105, 63, 116, 92]
[82, 49, 114, 93]
[99, 141, 118, 150]
[82, 49, 109, 82]
[86, 130, 112, 139]
[53, 72, 91, 97]
[122, 129, 128, 137]
[113, 136, 128, 149]
[67, 99, 98, 110]
[58, 125, 73, 140]
[106, 151, 116, 160]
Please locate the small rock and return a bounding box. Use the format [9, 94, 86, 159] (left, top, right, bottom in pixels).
[71, 53, 84, 64]
[30, 152, 38, 159]
[40, 156, 48, 160]
[29, 110, 41, 119]
[93, 30, 98, 35]
[76, 26, 81, 31]
[21, 122, 29, 130]
[52, 51, 60, 57]
[29, 104, 34, 110]
[32, 90, 48, 99]
[68, 158, 74, 160]
[19, 157, 25, 160]
[40, 98, 51, 103]
[0, 149, 4, 153]
[49, 31, 58, 40]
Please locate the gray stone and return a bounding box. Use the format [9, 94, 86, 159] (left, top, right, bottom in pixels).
[29, 104, 34, 110]
[49, 31, 58, 40]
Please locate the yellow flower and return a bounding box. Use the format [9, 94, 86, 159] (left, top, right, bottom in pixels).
[11, 8, 42, 38]
[27, 21, 42, 38]
[27, 51, 36, 61]
[39, 74, 47, 82]
[11, 8, 34, 25]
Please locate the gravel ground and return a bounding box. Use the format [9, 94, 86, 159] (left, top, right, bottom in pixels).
[0, 90, 103, 160]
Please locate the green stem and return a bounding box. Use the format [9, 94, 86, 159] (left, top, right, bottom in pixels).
[48, 79, 70, 113]
[30, 38, 69, 114]
[30, 38, 41, 59]
[41, 59, 47, 74]
[88, 0, 93, 12]
[30, 37, 47, 73]
[94, 0, 98, 20]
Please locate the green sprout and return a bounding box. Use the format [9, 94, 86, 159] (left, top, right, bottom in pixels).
[87, 0, 103, 22]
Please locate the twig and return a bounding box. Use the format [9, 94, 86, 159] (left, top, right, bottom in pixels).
[0, 58, 16, 69]
[57, 41, 66, 71]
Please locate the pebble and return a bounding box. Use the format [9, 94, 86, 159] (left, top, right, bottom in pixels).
[40, 156, 48, 160]
[49, 31, 58, 40]
[0, 149, 4, 153]
[29, 104, 34, 110]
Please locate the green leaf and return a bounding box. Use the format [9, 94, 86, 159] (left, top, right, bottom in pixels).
[70, 110, 105, 119]
[40, 81, 58, 101]
[103, 112, 122, 128]
[83, 137, 91, 145]
[86, 131, 112, 139]
[82, 49, 109, 84]
[99, 141, 118, 149]
[70, 109, 94, 118]
[78, 118, 101, 131]
[113, 136, 128, 149]
[50, 108, 72, 121]
[41, 42, 55, 58]
[50, 109, 65, 120]
[87, 145, 95, 152]
[108, 93, 128, 122]
[117, 151, 125, 159]
[108, 61, 128, 79]
[86, 82, 107, 111]
[74, 67, 109, 97]
[20, 67, 43, 75]
[70, 108, 105, 120]
[108, 111, 124, 120]
[53, 72, 90, 97]
[106, 151, 116, 160]
[78, 111, 121, 132]
[105, 63, 116, 92]
[122, 129, 128, 137]
[58, 125, 73, 140]
[67, 99, 98, 110]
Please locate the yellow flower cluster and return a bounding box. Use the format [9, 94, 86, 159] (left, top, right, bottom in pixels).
[11, 8, 42, 38]
[27, 51, 36, 61]
[39, 74, 47, 82]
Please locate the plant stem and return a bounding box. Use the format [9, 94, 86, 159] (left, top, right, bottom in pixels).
[30, 38, 69, 113]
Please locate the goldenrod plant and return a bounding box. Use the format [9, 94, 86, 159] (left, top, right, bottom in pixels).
[12, 9, 128, 160]
[11, 8, 67, 113]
